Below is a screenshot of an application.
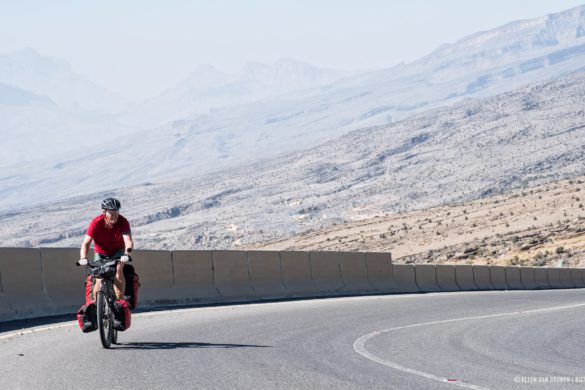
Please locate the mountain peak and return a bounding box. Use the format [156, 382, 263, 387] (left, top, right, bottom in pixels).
[419, 4, 585, 66]
[13, 47, 43, 57]
[179, 63, 229, 89]
[274, 58, 310, 67]
[193, 62, 222, 73]
[1, 47, 72, 73]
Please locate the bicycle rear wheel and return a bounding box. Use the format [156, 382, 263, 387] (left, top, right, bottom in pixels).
[96, 291, 113, 349]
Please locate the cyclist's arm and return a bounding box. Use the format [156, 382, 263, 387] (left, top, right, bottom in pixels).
[80, 235, 93, 259]
[123, 234, 133, 255]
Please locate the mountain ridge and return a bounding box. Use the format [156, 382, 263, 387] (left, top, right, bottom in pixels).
[0, 48, 128, 113]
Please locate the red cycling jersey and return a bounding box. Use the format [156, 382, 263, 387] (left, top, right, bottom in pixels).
[87, 214, 131, 255]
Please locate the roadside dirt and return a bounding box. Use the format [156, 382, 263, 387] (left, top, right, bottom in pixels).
[249, 176, 585, 267]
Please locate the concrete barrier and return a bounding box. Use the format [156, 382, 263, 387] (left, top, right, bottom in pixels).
[0, 248, 52, 320]
[40, 247, 87, 314]
[4, 246, 585, 323]
[573, 269, 585, 288]
[456, 265, 478, 290]
[171, 250, 221, 304]
[547, 268, 563, 288]
[472, 265, 492, 290]
[490, 266, 509, 290]
[338, 252, 372, 293]
[436, 265, 459, 291]
[559, 268, 575, 288]
[533, 267, 550, 289]
[0, 297, 12, 321]
[505, 267, 524, 290]
[309, 251, 343, 295]
[392, 265, 419, 292]
[570, 268, 584, 288]
[247, 251, 287, 299]
[365, 252, 399, 293]
[134, 250, 176, 305]
[280, 251, 316, 297]
[519, 267, 538, 289]
[414, 264, 441, 292]
[212, 250, 255, 300]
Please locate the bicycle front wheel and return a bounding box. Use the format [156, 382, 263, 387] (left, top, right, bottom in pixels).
[96, 291, 113, 349]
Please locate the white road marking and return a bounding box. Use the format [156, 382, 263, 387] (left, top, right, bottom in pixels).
[353, 302, 585, 390]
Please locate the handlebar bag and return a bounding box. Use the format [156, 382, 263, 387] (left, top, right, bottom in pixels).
[90, 263, 117, 278]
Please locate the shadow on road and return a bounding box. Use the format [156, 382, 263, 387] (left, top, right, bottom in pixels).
[114, 341, 271, 350]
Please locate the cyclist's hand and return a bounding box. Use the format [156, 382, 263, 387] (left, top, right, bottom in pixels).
[120, 255, 131, 263]
[77, 258, 88, 266]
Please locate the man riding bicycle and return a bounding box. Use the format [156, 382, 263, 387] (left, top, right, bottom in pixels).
[78, 198, 133, 301]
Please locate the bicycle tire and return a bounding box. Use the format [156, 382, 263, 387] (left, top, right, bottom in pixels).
[96, 291, 113, 349]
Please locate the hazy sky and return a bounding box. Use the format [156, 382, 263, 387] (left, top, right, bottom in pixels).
[1, 0, 583, 101]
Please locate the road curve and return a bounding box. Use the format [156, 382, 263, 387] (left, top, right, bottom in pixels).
[1, 289, 585, 389]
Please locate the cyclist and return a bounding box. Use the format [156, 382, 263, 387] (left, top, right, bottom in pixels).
[78, 198, 133, 301]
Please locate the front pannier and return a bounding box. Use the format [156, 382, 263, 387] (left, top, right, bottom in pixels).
[113, 299, 131, 331]
[123, 264, 140, 310]
[77, 302, 97, 333]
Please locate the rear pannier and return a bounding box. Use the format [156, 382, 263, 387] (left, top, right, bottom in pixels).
[84, 275, 95, 303]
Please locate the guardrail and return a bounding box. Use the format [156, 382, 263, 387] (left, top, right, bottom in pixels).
[0, 247, 584, 322]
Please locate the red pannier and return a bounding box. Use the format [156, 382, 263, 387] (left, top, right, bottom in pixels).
[113, 299, 131, 331]
[123, 264, 140, 310]
[77, 302, 97, 333]
[84, 274, 94, 304]
[78, 275, 97, 333]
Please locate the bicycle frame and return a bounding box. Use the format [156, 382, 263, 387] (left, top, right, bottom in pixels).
[78, 255, 132, 348]
[92, 258, 120, 348]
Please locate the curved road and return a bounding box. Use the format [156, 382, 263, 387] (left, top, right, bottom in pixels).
[1, 289, 585, 389]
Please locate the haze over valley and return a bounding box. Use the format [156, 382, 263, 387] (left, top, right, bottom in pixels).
[1, 4, 585, 265]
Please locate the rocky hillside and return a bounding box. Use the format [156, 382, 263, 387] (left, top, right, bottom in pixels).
[0, 70, 584, 254]
[250, 176, 585, 268]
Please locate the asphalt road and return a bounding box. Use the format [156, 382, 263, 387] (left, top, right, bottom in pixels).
[1, 289, 585, 389]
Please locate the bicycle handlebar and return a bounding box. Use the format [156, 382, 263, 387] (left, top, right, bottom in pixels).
[75, 255, 132, 266]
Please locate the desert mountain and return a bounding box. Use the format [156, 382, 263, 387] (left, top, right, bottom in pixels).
[3, 5, 585, 210]
[0, 48, 128, 113]
[126, 59, 353, 127]
[1, 69, 583, 254]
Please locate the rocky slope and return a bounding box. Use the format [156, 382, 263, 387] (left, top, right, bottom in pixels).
[250, 176, 585, 268]
[0, 69, 584, 259]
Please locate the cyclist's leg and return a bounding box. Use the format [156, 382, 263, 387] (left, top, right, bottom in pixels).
[92, 252, 104, 300]
[114, 262, 126, 300]
[112, 249, 126, 300]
